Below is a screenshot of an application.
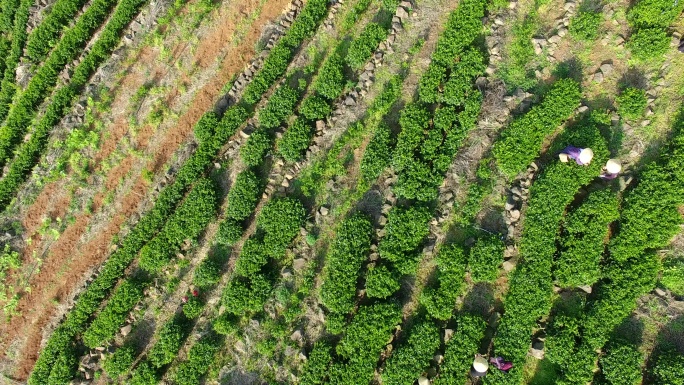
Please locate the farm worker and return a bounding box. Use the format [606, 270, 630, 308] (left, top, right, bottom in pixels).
[600, 159, 622, 180]
[181, 296, 188, 304]
[192, 288, 199, 297]
[559, 146, 594, 165]
[470, 354, 489, 377]
[490, 356, 513, 372]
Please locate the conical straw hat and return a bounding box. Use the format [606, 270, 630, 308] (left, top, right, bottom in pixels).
[473, 356, 489, 372]
[579, 148, 594, 164]
[606, 159, 622, 174]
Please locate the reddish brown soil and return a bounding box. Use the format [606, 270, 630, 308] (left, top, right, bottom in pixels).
[2, 0, 291, 379]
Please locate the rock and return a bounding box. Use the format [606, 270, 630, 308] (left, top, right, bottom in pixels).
[593, 71, 604, 83]
[548, 35, 561, 44]
[400, 0, 412, 9]
[95, 346, 106, 352]
[578, 285, 592, 294]
[615, 35, 625, 46]
[494, 17, 504, 26]
[641, 120, 651, 127]
[529, 342, 545, 359]
[533, 42, 543, 55]
[503, 259, 516, 272]
[577, 105, 589, 113]
[504, 201, 515, 211]
[434, 354, 444, 364]
[319, 207, 329, 216]
[563, 1, 575, 11]
[395, 7, 409, 21]
[444, 329, 454, 342]
[120, 324, 132, 337]
[557, 27, 568, 37]
[316, 120, 325, 131]
[378, 215, 387, 226]
[655, 287, 667, 296]
[290, 330, 303, 342]
[281, 179, 290, 188]
[345, 96, 356, 106]
[600, 62, 614, 75]
[418, 376, 430, 385]
[510, 186, 522, 197]
[293, 258, 307, 271]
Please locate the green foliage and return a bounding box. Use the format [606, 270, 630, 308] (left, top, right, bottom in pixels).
[171, 334, 221, 385]
[242, 0, 329, 104]
[103, 346, 136, 379]
[257, 197, 305, 251]
[650, 348, 684, 385]
[213, 312, 239, 335]
[493, 79, 582, 178]
[222, 274, 271, 315]
[434, 314, 486, 385]
[556, 189, 619, 287]
[420, 245, 467, 320]
[497, 12, 538, 91]
[335, 302, 402, 362]
[378, 205, 432, 275]
[226, 170, 261, 221]
[468, 235, 505, 282]
[0, 244, 20, 283]
[360, 124, 392, 182]
[347, 23, 388, 70]
[46, 348, 77, 385]
[493, 120, 609, 373]
[148, 319, 186, 368]
[233, 237, 268, 276]
[216, 219, 242, 246]
[626, 0, 684, 61]
[25, 0, 90, 61]
[139, 179, 218, 272]
[182, 295, 204, 319]
[193, 258, 221, 288]
[381, 318, 440, 385]
[299, 94, 332, 120]
[616, 87, 648, 120]
[277, 117, 314, 162]
[660, 256, 684, 296]
[442, 47, 486, 106]
[194, 112, 219, 143]
[240, 129, 272, 167]
[82, 279, 145, 348]
[341, 0, 372, 32]
[130, 361, 159, 385]
[299, 341, 333, 385]
[258, 84, 300, 129]
[320, 214, 373, 315]
[569, 10, 601, 41]
[365, 263, 401, 298]
[313, 52, 345, 100]
[600, 341, 643, 385]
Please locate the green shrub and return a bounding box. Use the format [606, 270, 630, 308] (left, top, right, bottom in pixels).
[434, 314, 486, 385]
[103, 346, 136, 379]
[193, 259, 221, 288]
[240, 129, 272, 167]
[277, 117, 314, 162]
[347, 23, 388, 70]
[222, 274, 271, 315]
[299, 342, 333, 385]
[148, 319, 185, 368]
[660, 257, 684, 296]
[183, 295, 204, 319]
[365, 263, 401, 298]
[420, 245, 467, 320]
[313, 52, 345, 100]
[616, 87, 647, 120]
[600, 342, 643, 385]
[628, 27, 670, 61]
[193, 112, 219, 143]
[336, 302, 402, 361]
[46, 349, 77, 384]
[492, 78, 582, 178]
[130, 361, 159, 385]
[378, 205, 432, 275]
[555, 189, 619, 287]
[381, 318, 440, 385]
[258, 84, 300, 129]
[468, 235, 504, 282]
[226, 170, 261, 221]
[651, 348, 684, 385]
[171, 334, 221, 385]
[569, 10, 601, 41]
[216, 219, 242, 246]
[360, 124, 392, 182]
[320, 214, 373, 315]
[299, 94, 332, 120]
[233, 237, 268, 276]
[257, 197, 305, 251]
[627, 0, 684, 29]
[213, 312, 239, 335]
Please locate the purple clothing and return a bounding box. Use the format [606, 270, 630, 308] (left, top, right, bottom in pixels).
[560, 146, 587, 165]
[490, 357, 513, 372]
[600, 172, 618, 180]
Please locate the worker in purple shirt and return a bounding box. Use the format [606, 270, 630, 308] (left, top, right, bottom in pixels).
[559, 146, 594, 165]
[600, 159, 622, 180]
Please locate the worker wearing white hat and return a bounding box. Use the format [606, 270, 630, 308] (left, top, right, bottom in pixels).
[470, 354, 489, 377]
[559, 146, 594, 165]
[600, 159, 622, 180]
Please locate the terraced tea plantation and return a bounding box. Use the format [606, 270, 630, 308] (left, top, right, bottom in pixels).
[0, 0, 683, 384]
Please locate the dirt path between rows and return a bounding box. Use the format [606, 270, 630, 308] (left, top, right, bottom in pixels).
[1, 0, 291, 380]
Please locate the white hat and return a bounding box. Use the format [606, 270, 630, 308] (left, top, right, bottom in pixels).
[605, 159, 622, 174]
[579, 148, 594, 165]
[473, 356, 489, 372]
